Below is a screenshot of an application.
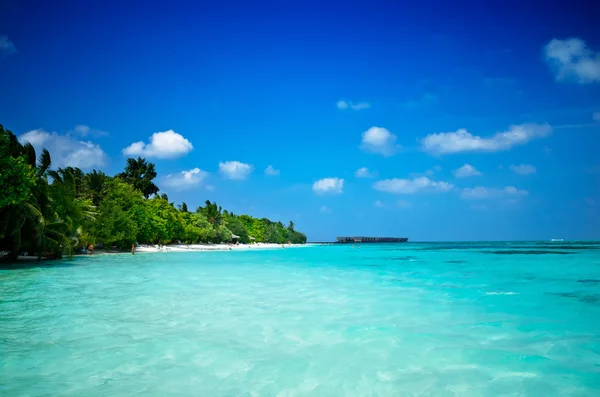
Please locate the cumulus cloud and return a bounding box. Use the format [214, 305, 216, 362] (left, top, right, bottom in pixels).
[453, 164, 482, 178]
[19, 128, 107, 169]
[0, 36, 16, 55]
[122, 130, 193, 159]
[219, 161, 254, 180]
[510, 164, 536, 175]
[355, 167, 376, 178]
[73, 124, 108, 137]
[420, 123, 551, 155]
[373, 177, 454, 194]
[337, 100, 370, 110]
[320, 205, 332, 213]
[544, 38, 600, 84]
[313, 177, 344, 195]
[264, 165, 280, 176]
[360, 127, 398, 157]
[162, 168, 209, 190]
[461, 186, 528, 200]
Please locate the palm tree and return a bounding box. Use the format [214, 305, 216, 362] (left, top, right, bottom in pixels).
[48, 167, 97, 251]
[85, 170, 110, 206]
[0, 130, 73, 259]
[117, 157, 159, 198]
[201, 200, 222, 226]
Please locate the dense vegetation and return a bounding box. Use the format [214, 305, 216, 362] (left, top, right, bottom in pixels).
[0, 125, 307, 260]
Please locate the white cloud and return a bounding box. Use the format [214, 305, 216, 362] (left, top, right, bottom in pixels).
[162, 168, 209, 190]
[510, 164, 536, 175]
[313, 177, 344, 195]
[355, 167, 376, 178]
[264, 165, 280, 176]
[320, 205, 332, 213]
[337, 100, 370, 110]
[219, 161, 254, 180]
[544, 38, 600, 84]
[374, 200, 385, 208]
[122, 130, 193, 159]
[373, 177, 454, 194]
[420, 123, 551, 155]
[19, 128, 107, 169]
[73, 124, 108, 137]
[593, 112, 600, 122]
[461, 186, 528, 200]
[0, 36, 16, 55]
[360, 127, 398, 157]
[397, 200, 412, 208]
[453, 164, 482, 178]
[74, 125, 90, 135]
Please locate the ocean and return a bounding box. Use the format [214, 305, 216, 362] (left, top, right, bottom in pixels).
[1, 242, 599, 396]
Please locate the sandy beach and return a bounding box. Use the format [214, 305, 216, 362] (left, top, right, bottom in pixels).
[133, 243, 309, 253]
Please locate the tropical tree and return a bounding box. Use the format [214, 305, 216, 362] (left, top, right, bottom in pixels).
[223, 214, 249, 243]
[0, 125, 36, 209]
[116, 157, 159, 198]
[199, 200, 222, 227]
[0, 127, 73, 259]
[85, 170, 110, 206]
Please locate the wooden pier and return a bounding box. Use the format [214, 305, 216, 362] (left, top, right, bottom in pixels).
[336, 237, 408, 243]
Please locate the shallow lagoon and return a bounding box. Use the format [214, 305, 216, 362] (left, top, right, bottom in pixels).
[1, 242, 599, 396]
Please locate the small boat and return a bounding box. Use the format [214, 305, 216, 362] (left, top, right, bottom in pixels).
[550, 238, 564, 242]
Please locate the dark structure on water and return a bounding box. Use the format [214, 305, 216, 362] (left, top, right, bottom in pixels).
[336, 236, 408, 243]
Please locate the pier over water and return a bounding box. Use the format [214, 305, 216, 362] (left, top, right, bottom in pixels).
[336, 237, 408, 243]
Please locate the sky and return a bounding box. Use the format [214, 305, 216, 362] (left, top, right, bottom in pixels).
[1, 0, 599, 241]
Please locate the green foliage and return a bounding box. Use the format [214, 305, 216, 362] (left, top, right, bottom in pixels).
[0, 126, 36, 209]
[0, 123, 307, 260]
[216, 225, 233, 243]
[88, 180, 141, 248]
[264, 223, 284, 243]
[85, 170, 110, 206]
[223, 214, 249, 243]
[116, 157, 159, 198]
[198, 200, 222, 226]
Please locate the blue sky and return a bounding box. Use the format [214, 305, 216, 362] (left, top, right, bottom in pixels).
[1, 0, 599, 241]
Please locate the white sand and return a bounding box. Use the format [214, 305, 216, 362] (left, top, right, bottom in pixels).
[134, 243, 308, 253]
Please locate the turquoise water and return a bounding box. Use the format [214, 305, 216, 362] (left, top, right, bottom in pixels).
[1, 242, 600, 396]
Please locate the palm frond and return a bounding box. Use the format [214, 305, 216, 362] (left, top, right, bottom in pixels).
[38, 148, 52, 176]
[23, 142, 37, 167]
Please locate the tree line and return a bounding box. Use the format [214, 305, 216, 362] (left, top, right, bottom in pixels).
[0, 125, 307, 260]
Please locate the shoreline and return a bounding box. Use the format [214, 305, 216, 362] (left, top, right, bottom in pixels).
[131, 243, 310, 254]
[0, 243, 312, 267]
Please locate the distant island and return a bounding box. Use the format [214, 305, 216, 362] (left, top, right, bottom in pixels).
[0, 125, 307, 261]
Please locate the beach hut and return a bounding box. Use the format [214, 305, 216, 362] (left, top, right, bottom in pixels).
[249, 236, 256, 244]
[231, 233, 240, 243]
